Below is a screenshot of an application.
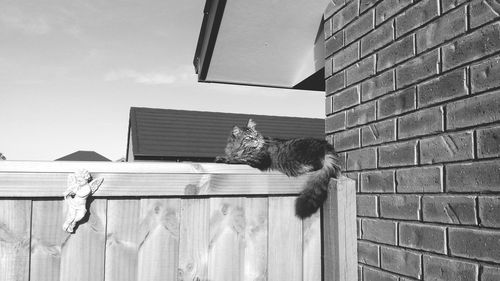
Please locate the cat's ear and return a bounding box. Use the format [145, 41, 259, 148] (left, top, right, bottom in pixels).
[232, 125, 241, 136]
[247, 119, 257, 130]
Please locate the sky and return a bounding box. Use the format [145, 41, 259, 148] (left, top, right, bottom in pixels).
[0, 0, 324, 161]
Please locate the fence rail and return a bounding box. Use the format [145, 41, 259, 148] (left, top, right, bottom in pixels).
[0, 161, 356, 281]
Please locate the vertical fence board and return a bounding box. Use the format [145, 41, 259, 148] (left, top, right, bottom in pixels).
[137, 199, 180, 281]
[30, 200, 66, 281]
[178, 199, 210, 281]
[268, 197, 302, 281]
[243, 198, 268, 281]
[208, 197, 245, 281]
[0, 200, 31, 281]
[60, 198, 107, 281]
[323, 177, 357, 281]
[105, 199, 141, 281]
[303, 211, 321, 281]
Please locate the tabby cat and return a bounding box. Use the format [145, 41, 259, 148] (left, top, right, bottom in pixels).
[215, 119, 341, 218]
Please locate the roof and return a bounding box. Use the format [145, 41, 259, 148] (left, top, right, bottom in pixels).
[128, 107, 325, 161]
[55, 151, 111, 161]
[193, 0, 329, 91]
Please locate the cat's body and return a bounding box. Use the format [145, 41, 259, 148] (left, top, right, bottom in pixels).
[216, 119, 341, 218]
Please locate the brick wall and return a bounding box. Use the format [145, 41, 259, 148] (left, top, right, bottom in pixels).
[324, 0, 500, 280]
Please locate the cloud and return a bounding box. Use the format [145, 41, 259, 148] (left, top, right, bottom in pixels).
[104, 69, 177, 85]
[0, 11, 51, 35]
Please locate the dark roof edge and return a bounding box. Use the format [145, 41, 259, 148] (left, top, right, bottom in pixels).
[128, 108, 140, 157]
[128, 106, 324, 121]
[193, 0, 227, 81]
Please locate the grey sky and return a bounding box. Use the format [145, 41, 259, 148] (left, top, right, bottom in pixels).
[0, 0, 324, 161]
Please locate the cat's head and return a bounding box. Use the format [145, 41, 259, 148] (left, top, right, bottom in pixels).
[224, 119, 265, 158]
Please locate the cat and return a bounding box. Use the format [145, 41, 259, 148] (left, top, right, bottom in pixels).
[215, 119, 341, 218]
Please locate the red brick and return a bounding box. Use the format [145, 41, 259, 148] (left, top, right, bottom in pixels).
[446, 91, 500, 129]
[332, 0, 359, 31]
[398, 106, 444, 139]
[416, 6, 466, 53]
[361, 20, 394, 56]
[446, 160, 500, 193]
[332, 43, 359, 73]
[324, 17, 332, 39]
[325, 57, 333, 78]
[470, 0, 499, 29]
[380, 195, 420, 220]
[324, 0, 345, 19]
[332, 86, 360, 112]
[380, 246, 422, 278]
[420, 131, 473, 164]
[442, 22, 500, 71]
[423, 255, 478, 281]
[357, 195, 378, 217]
[396, 166, 442, 193]
[377, 34, 415, 72]
[422, 195, 477, 225]
[339, 152, 347, 171]
[346, 147, 377, 170]
[449, 227, 500, 263]
[326, 111, 346, 133]
[326, 70, 345, 94]
[399, 223, 446, 253]
[326, 96, 333, 115]
[326, 31, 344, 57]
[360, 0, 380, 13]
[375, 0, 412, 25]
[363, 267, 398, 281]
[477, 125, 500, 158]
[347, 101, 376, 127]
[361, 70, 394, 101]
[378, 87, 416, 119]
[362, 218, 397, 245]
[361, 118, 396, 146]
[417, 68, 467, 107]
[361, 170, 395, 193]
[396, 49, 439, 88]
[479, 196, 500, 228]
[346, 55, 375, 85]
[441, 0, 467, 13]
[345, 10, 374, 44]
[345, 172, 360, 191]
[471, 55, 500, 94]
[482, 265, 500, 281]
[379, 140, 417, 167]
[358, 240, 380, 266]
[333, 128, 360, 151]
[357, 218, 362, 238]
[395, 0, 439, 37]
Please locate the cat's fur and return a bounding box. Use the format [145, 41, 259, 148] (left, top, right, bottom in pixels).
[215, 119, 341, 218]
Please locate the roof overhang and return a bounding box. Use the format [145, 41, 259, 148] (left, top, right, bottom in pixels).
[194, 0, 329, 91]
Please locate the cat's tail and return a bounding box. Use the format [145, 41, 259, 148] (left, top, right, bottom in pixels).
[295, 152, 341, 218]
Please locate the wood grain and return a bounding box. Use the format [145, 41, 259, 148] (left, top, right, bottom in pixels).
[303, 211, 321, 281]
[30, 200, 66, 281]
[208, 197, 245, 281]
[59, 199, 107, 281]
[0, 172, 307, 197]
[137, 199, 180, 281]
[178, 199, 210, 281]
[322, 177, 357, 281]
[105, 199, 141, 281]
[268, 197, 302, 281]
[0, 200, 31, 281]
[242, 198, 268, 281]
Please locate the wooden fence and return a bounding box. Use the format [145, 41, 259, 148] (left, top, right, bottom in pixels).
[0, 161, 356, 281]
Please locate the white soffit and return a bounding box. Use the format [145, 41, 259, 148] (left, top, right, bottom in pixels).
[196, 0, 329, 90]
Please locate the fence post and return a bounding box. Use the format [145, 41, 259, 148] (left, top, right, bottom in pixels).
[322, 176, 357, 281]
